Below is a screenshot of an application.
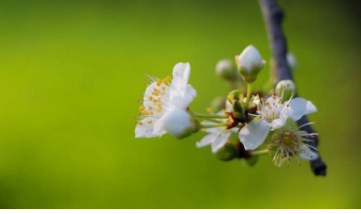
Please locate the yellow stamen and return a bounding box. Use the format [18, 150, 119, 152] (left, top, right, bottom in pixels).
[156, 79, 162, 86]
[147, 120, 153, 124]
[139, 106, 145, 111]
[149, 96, 153, 101]
[138, 122, 143, 125]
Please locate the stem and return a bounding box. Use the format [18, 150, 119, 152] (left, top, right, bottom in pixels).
[203, 118, 224, 123]
[250, 149, 269, 155]
[245, 83, 252, 108]
[259, 0, 326, 176]
[200, 123, 227, 129]
[193, 112, 228, 119]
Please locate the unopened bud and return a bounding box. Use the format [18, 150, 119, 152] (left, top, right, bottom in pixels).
[227, 90, 242, 104]
[276, 80, 296, 101]
[217, 143, 237, 161]
[242, 155, 259, 167]
[215, 59, 237, 81]
[236, 45, 264, 83]
[232, 99, 245, 120]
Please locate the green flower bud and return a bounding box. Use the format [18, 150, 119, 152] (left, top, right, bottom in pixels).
[242, 155, 259, 167]
[235, 45, 265, 83]
[215, 59, 238, 81]
[217, 143, 237, 161]
[276, 80, 296, 101]
[227, 90, 242, 104]
[232, 99, 245, 120]
[210, 97, 226, 113]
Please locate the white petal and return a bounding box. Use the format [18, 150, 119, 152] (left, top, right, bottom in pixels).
[238, 45, 263, 72]
[135, 118, 159, 138]
[160, 109, 192, 137]
[288, 98, 317, 121]
[239, 119, 270, 150]
[196, 133, 218, 148]
[172, 62, 190, 89]
[153, 118, 167, 137]
[299, 145, 319, 160]
[181, 84, 197, 108]
[269, 107, 288, 130]
[211, 132, 231, 153]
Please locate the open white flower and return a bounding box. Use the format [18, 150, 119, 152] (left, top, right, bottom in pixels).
[135, 62, 197, 138]
[269, 121, 319, 167]
[240, 90, 317, 150]
[196, 102, 237, 153]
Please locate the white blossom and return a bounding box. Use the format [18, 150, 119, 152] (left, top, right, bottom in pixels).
[239, 91, 317, 150]
[135, 62, 197, 138]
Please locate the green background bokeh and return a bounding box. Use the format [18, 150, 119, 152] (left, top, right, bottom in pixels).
[0, 0, 360, 208]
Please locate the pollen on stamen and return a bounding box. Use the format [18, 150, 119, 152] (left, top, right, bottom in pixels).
[149, 96, 153, 101]
[139, 106, 145, 111]
[138, 122, 143, 125]
[156, 79, 162, 86]
[147, 120, 153, 124]
[270, 90, 274, 95]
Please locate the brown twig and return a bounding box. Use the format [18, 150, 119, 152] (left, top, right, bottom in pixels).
[259, 0, 327, 176]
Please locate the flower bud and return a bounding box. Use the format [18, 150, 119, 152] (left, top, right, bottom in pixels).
[216, 143, 237, 161]
[232, 99, 245, 120]
[236, 45, 264, 83]
[276, 80, 296, 101]
[287, 53, 297, 71]
[210, 97, 226, 113]
[227, 90, 242, 104]
[242, 155, 259, 167]
[161, 109, 198, 139]
[215, 59, 237, 81]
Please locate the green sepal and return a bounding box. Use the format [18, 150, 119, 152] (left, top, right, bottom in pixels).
[216, 143, 237, 161]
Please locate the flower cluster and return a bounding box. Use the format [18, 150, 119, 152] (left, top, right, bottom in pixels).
[135, 45, 319, 168]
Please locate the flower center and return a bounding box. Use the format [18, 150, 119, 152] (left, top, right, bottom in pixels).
[259, 95, 284, 121]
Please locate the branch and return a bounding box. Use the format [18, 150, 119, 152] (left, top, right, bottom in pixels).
[259, 0, 327, 176]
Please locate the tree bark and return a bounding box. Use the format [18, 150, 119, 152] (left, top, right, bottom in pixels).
[259, 0, 327, 176]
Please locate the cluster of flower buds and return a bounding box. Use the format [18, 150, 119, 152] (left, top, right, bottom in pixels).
[135, 45, 319, 168]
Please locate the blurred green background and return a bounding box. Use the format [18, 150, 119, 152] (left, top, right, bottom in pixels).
[0, 0, 360, 209]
